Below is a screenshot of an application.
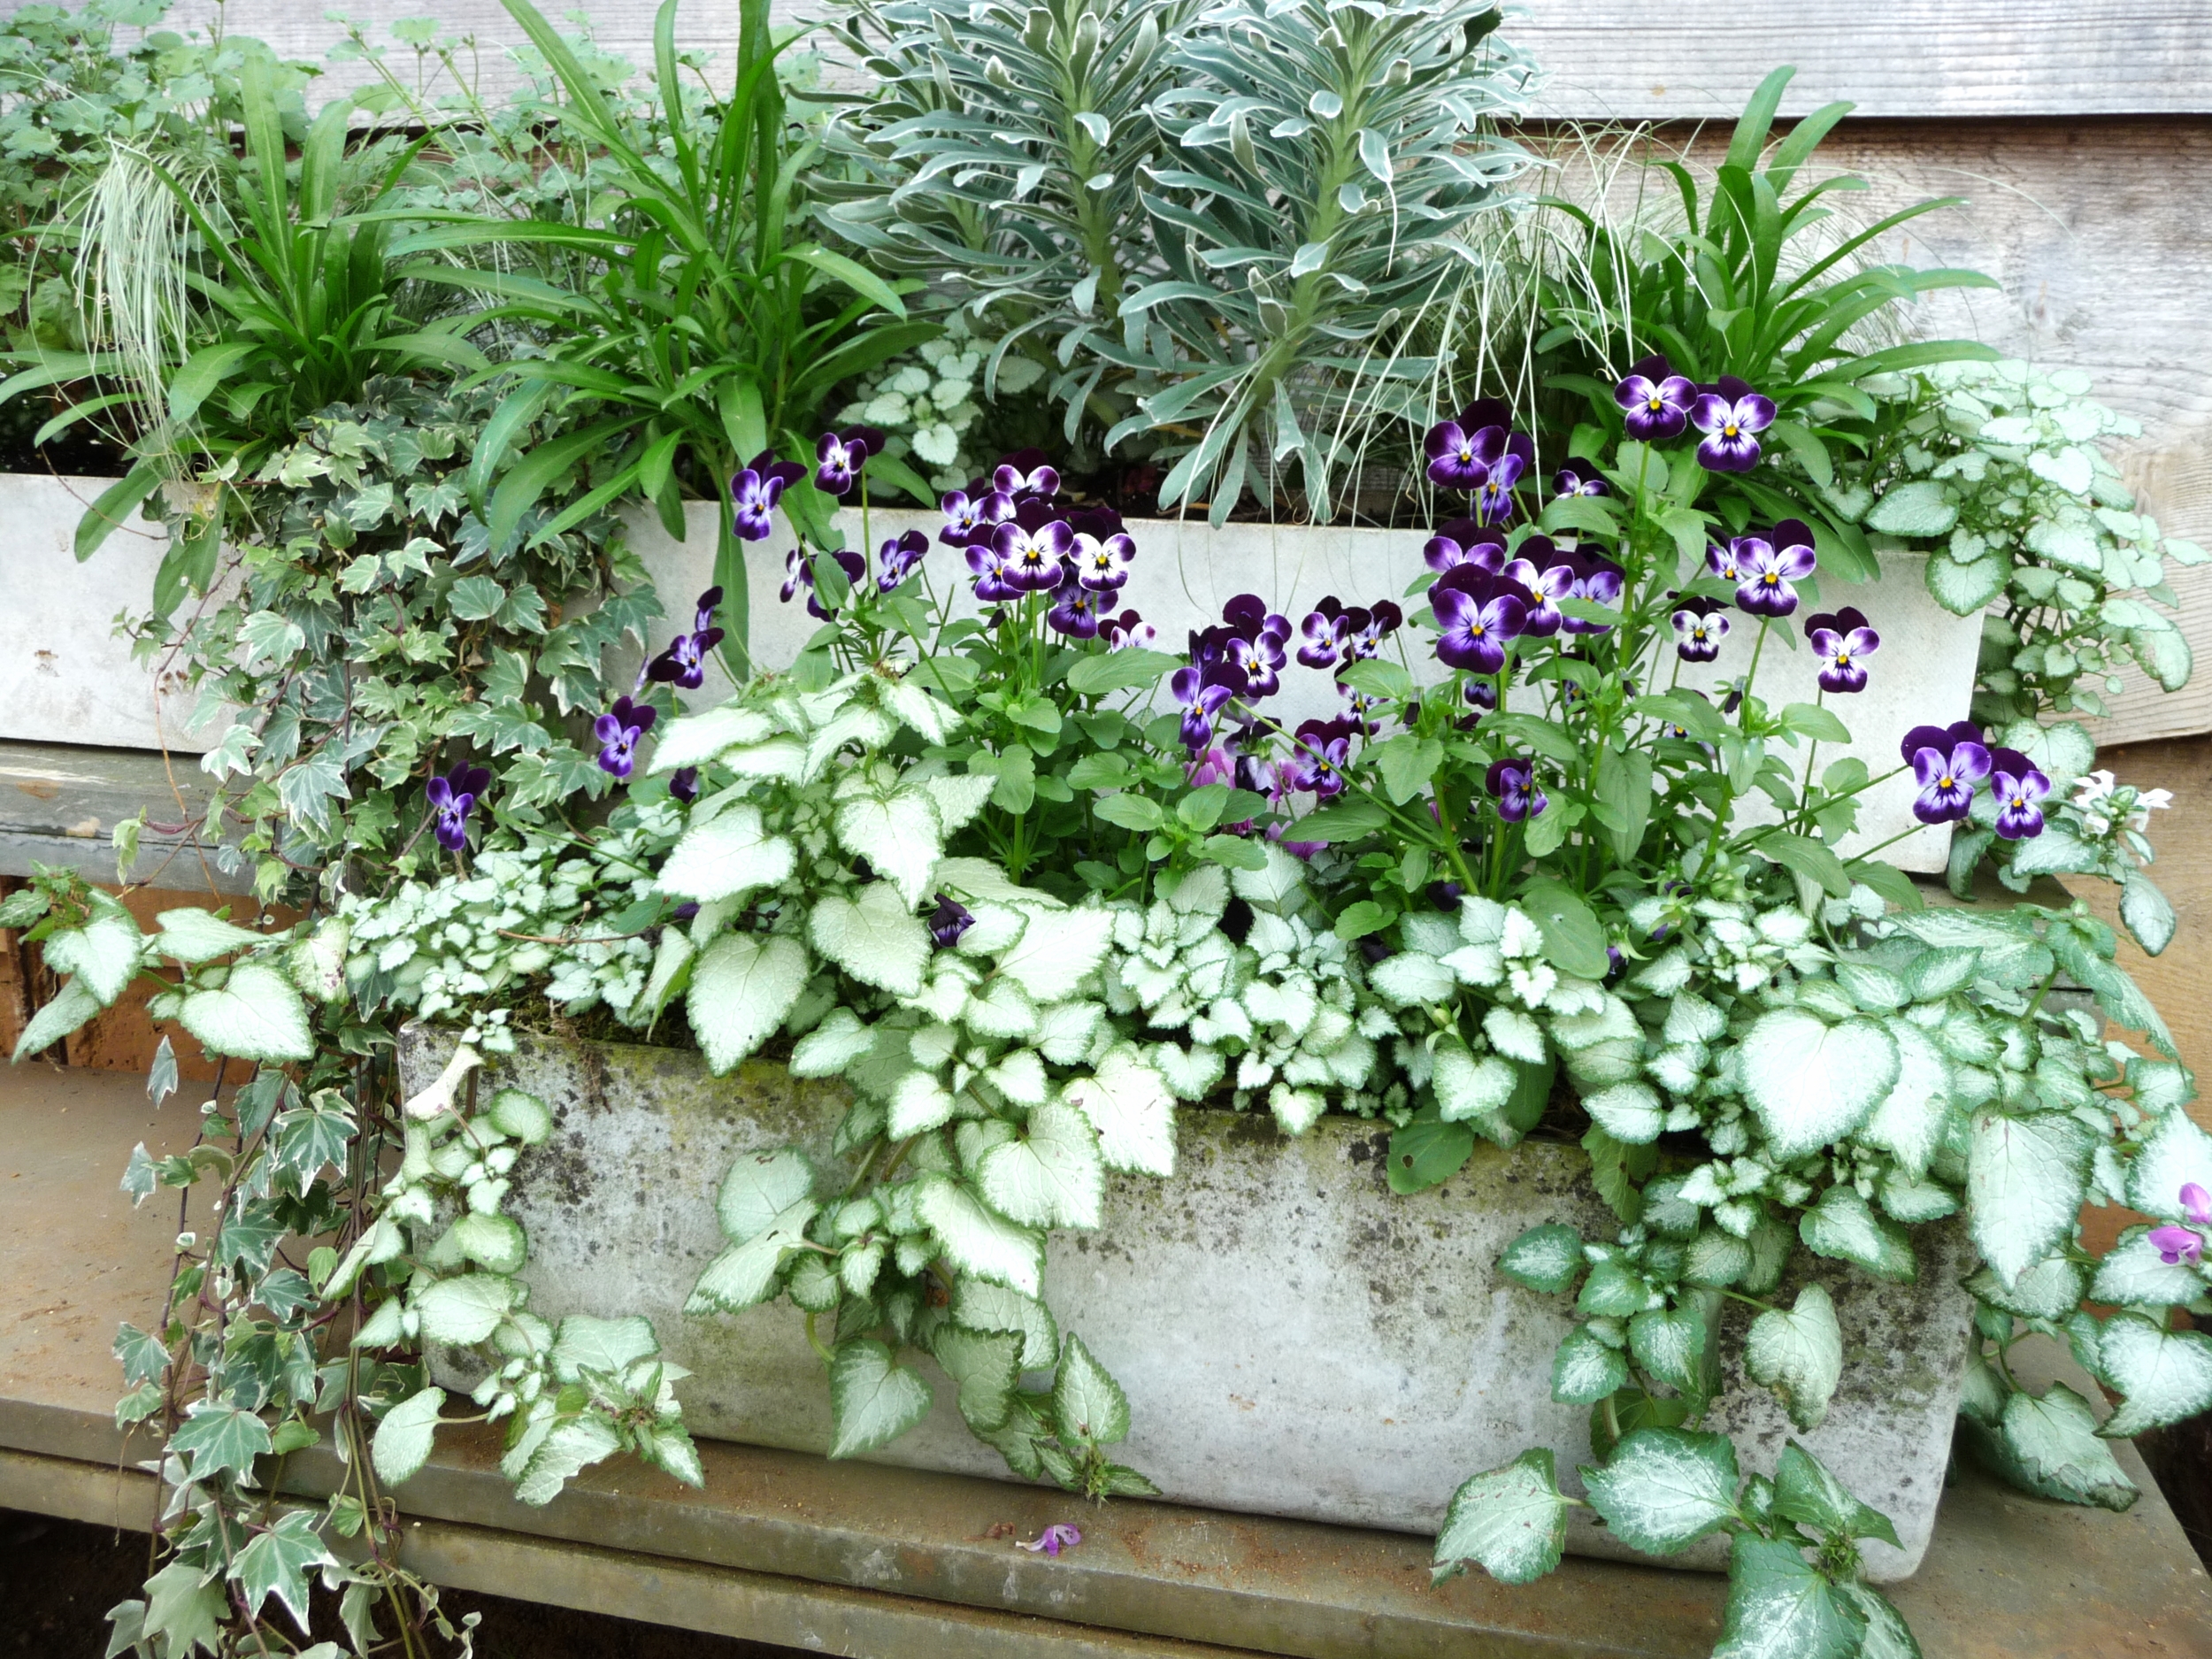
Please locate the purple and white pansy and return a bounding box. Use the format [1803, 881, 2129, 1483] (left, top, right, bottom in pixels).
[1901, 721, 1993, 826]
[1614, 353, 1698, 441]
[425, 763, 493, 852]
[729, 452, 806, 541]
[1691, 377, 1776, 473]
[647, 587, 726, 690]
[1727, 521, 1818, 618]
[814, 425, 886, 497]
[1486, 757, 1548, 823]
[1671, 596, 1731, 663]
[1987, 748, 2051, 841]
[1804, 605, 1880, 693]
[593, 695, 657, 780]
[1430, 566, 1531, 676]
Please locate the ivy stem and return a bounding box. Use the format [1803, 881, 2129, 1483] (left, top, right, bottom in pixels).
[803, 1310, 835, 1368]
[1718, 1288, 1779, 1315]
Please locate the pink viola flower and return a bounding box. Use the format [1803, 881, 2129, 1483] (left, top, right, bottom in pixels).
[1804, 605, 1880, 693]
[1017, 1524, 1082, 1557]
[2150, 1225, 2204, 1266]
[1691, 377, 1775, 473]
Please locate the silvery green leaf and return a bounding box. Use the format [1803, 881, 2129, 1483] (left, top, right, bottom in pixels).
[952, 1279, 1059, 1371]
[1966, 1255, 2085, 1322]
[810, 883, 931, 997]
[149, 907, 263, 965]
[634, 927, 694, 1025]
[687, 933, 809, 1074]
[414, 1274, 517, 1344]
[1771, 1440, 1900, 1547]
[1485, 1006, 1546, 1063]
[1551, 1325, 1628, 1404]
[1628, 1303, 1708, 1402]
[12, 978, 103, 1062]
[1800, 1186, 1916, 1283]
[144, 1036, 178, 1109]
[992, 902, 1114, 1002]
[1584, 1081, 1663, 1145]
[1746, 1286, 1843, 1432]
[2090, 1225, 2208, 1308]
[888, 1069, 956, 1137]
[180, 962, 314, 1062]
[1999, 1383, 2137, 1510]
[2097, 1313, 2212, 1438]
[1578, 1257, 1655, 1317]
[515, 1416, 621, 1505]
[1063, 1046, 1176, 1175]
[978, 1102, 1103, 1228]
[881, 679, 958, 744]
[922, 771, 995, 834]
[1712, 1533, 1865, 1659]
[1229, 841, 1308, 912]
[1432, 1448, 1569, 1586]
[792, 1008, 875, 1076]
[1153, 1040, 1224, 1101]
[639, 1419, 705, 1489]
[917, 1176, 1043, 1295]
[2127, 1107, 2212, 1218]
[1924, 552, 2007, 614]
[985, 1048, 1048, 1105]
[1499, 1224, 1583, 1294]
[718, 1147, 817, 1243]
[647, 705, 773, 772]
[1833, 1583, 1923, 1659]
[1859, 1019, 1953, 1179]
[932, 1323, 1022, 1433]
[1970, 1109, 2093, 1286]
[715, 737, 807, 780]
[1663, 991, 1725, 1044]
[371, 1386, 445, 1486]
[1866, 479, 1957, 536]
[1052, 1333, 1129, 1445]
[1578, 1427, 1741, 1555]
[658, 805, 796, 903]
[833, 786, 944, 908]
[1686, 1232, 1752, 1286]
[1271, 1083, 1325, 1135]
[2121, 874, 2178, 956]
[43, 910, 142, 1002]
[1370, 950, 1452, 1007]
[550, 1315, 658, 1383]
[1996, 718, 2096, 794]
[1902, 947, 1980, 1002]
[1740, 1009, 1898, 1161]
[1878, 1170, 1958, 1223]
[1035, 1002, 1104, 1064]
[488, 1087, 552, 1145]
[1432, 1037, 1512, 1124]
[447, 1213, 526, 1275]
[687, 1200, 816, 1312]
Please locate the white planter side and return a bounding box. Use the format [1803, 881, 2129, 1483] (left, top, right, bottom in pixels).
[400, 1025, 1974, 1582]
[1, 473, 227, 753]
[622, 503, 1979, 873]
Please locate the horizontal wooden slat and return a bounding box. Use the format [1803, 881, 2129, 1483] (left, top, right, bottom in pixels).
[0, 741, 249, 894]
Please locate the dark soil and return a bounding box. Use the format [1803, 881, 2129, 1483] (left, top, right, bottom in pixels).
[2135, 1414, 2212, 1571]
[0, 1509, 808, 1658]
[0, 387, 131, 477]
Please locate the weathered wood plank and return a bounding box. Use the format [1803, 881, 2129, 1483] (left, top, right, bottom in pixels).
[122, 1, 2212, 119]
[0, 741, 248, 895]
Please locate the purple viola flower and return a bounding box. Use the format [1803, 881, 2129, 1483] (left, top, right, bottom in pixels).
[1171, 659, 1246, 752]
[646, 625, 724, 690]
[879, 529, 930, 592]
[1731, 523, 1817, 618]
[2151, 1225, 2204, 1266]
[1425, 419, 1492, 490]
[815, 426, 887, 497]
[2185, 1184, 2212, 1227]
[1075, 530, 1136, 592]
[1671, 597, 1731, 663]
[1047, 576, 1102, 639]
[1614, 354, 1696, 441]
[1463, 679, 1498, 717]
[1805, 606, 1880, 694]
[594, 696, 658, 780]
[1563, 557, 1624, 635]
[991, 503, 1075, 592]
[1103, 609, 1155, 651]
[1296, 599, 1357, 670]
[1289, 718, 1353, 798]
[940, 486, 1012, 548]
[993, 454, 1061, 500]
[929, 892, 977, 949]
[425, 763, 492, 852]
[690, 586, 723, 634]
[781, 546, 864, 619]
[1987, 748, 2051, 841]
[1692, 377, 1776, 473]
[668, 766, 701, 804]
[1486, 757, 1547, 823]
[1017, 1523, 1082, 1557]
[1554, 465, 1609, 499]
[1903, 721, 1992, 825]
[1706, 540, 1746, 586]
[1431, 568, 1531, 675]
[965, 539, 1020, 603]
[1346, 600, 1402, 664]
[1502, 541, 1576, 638]
[1472, 448, 1527, 528]
[1423, 525, 1507, 575]
[730, 455, 805, 541]
[1216, 596, 1291, 699]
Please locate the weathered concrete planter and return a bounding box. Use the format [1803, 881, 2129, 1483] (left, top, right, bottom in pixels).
[399, 1024, 1975, 1582]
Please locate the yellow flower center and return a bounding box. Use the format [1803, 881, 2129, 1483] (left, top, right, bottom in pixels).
[1724, 423, 1740, 438]
[1834, 652, 1850, 666]
[1939, 775, 1955, 789]
[1763, 572, 1780, 585]
[1647, 395, 1663, 411]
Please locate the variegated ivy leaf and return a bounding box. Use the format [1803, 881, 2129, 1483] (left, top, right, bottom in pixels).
[1551, 1326, 1628, 1406]
[42, 905, 142, 1002]
[1799, 1186, 1916, 1284]
[1432, 1448, 1570, 1586]
[916, 1175, 1044, 1295]
[810, 883, 931, 997]
[1857, 1019, 1953, 1179]
[978, 1102, 1103, 1229]
[150, 907, 265, 966]
[1062, 1046, 1176, 1176]
[1968, 1108, 2093, 1286]
[985, 1048, 1048, 1105]
[549, 1315, 660, 1383]
[1153, 1041, 1225, 1101]
[179, 962, 314, 1063]
[1833, 1583, 1922, 1659]
[1746, 1285, 1843, 1432]
[1740, 1009, 1898, 1162]
[828, 1338, 934, 1460]
[833, 784, 944, 908]
[1578, 1427, 1742, 1555]
[658, 805, 796, 903]
[2098, 1314, 2212, 1438]
[1998, 1383, 2137, 1511]
[648, 706, 774, 772]
[1270, 1083, 1325, 1135]
[1771, 1440, 1899, 1548]
[1498, 1224, 1583, 1294]
[371, 1386, 446, 1486]
[992, 902, 1115, 1002]
[1034, 1002, 1104, 1065]
[687, 933, 809, 1075]
[952, 1278, 1059, 1371]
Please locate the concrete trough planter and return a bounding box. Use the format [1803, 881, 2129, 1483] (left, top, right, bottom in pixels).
[398, 1023, 1975, 1582]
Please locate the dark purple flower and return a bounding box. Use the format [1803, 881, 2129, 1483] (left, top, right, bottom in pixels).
[1615, 355, 1697, 441]
[1501, 542, 1576, 638]
[993, 454, 1061, 500]
[1554, 465, 1609, 499]
[1341, 681, 1384, 735]
[1048, 576, 1102, 638]
[1431, 569, 1531, 675]
[1907, 727, 1992, 825]
[1424, 526, 1507, 575]
[1805, 606, 1880, 694]
[2150, 1225, 2204, 1266]
[992, 503, 1075, 592]
[1171, 659, 1246, 751]
[1486, 757, 1547, 823]
[1706, 540, 1746, 586]
[1901, 721, 1985, 765]
[1347, 600, 1402, 664]
[1463, 679, 1498, 716]
[815, 426, 886, 497]
[1692, 377, 1776, 473]
[2185, 1184, 2212, 1227]
[1563, 557, 1624, 635]
[1214, 597, 1291, 698]
[691, 586, 724, 634]
[1103, 609, 1155, 651]
[1289, 720, 1352, 797]
[594, 696, 657, 780]
[1069, 504, 1125, 541]
[929, 892, 977, 949]
[1731, 524, 1817, 617]
[966, 539, 1020, 603]
[425, 764, 492, 852]
[730, 455, 804, 541]
[879, 529, 929, 592]
[1472, 449, 1526, 527]
[668, 766, 701, 804]
[1075, 530, 1135, 591]
[940, 486, 1012, 548]
[1297, 598, 1360, 669]
[1425, 420, 1491, 490]
[646, 626, 725, 690]
[1987, 748, 2050, 841]
[1428, 879, 1465, 910]
[1671, 597, 1731, 663]
[781, 546, 864, 619]
[1017, 1523, 1082, 1557]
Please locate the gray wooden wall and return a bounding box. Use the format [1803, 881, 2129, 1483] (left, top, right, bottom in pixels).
[53, 0, 2212, 743]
